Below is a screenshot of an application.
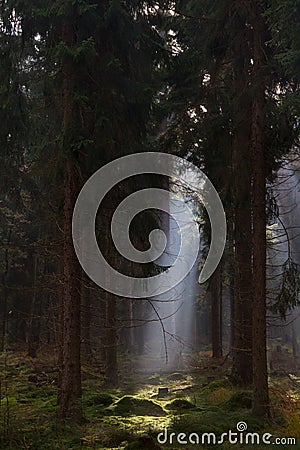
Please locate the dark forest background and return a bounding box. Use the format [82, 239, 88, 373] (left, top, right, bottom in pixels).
[0, 1, 300, 449]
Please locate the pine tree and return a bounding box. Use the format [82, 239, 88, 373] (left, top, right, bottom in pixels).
[0, 2, 31, 351]
[8, 0, 167, 418]
[162, 0, 253, 382]
[162, 2, 297, 402]
[251, 2, 269, 417]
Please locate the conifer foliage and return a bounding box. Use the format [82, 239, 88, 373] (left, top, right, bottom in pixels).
[0, 0, 299, 426]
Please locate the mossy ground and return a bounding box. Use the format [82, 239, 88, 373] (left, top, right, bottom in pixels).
[0, 350, 299, 449]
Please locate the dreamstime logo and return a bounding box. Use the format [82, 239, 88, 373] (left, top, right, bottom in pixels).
[157, 422, 297, 446]
[72, 152, 226, 298]
[236, 421, 248, 432]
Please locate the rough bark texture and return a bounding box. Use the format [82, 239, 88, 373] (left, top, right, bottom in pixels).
[58, 158, 82, 420]
[251, 7, 270, 417]
[231, 48, 253, 386]
[58, 19, 83, 421]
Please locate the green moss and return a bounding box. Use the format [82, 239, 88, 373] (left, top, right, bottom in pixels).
[124, 436, 161, 449]
[170, 411, 229, 437]
[85, 392, 115, 407]
[111, 396, 166, 416]
[202, 379, 231, 392]
[0, 396, 18, 407]
[224, 391, 253, 410]
[165, 399, 195, 410]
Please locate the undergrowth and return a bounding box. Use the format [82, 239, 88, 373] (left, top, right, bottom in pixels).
[0, 351, 299, 449]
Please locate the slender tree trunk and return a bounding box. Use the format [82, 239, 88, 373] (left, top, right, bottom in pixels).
[252, 7, 269, 417]
[58, 18, 83, 421]
[211, 263, 222, 358]
[98, 195, 119, 386]
[105, 291, 118, 387]
[28, 252, 39, 358]
[81, 286, 92, 361]
[134, 300, 146, 356]
[0, 229, 11, 352]
[121, 298, 133, 353]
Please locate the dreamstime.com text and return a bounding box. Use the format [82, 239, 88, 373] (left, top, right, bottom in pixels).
[157, 422, 297, 446]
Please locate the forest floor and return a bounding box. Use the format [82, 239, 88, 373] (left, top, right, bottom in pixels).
[0, 349, 300, 449]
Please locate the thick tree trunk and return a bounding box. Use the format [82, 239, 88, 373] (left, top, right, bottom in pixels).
[231, 57, 253, 386]
[211, 263, 222, 358]
[58, 159, 82, 420]
[58, 19, 83, 421]
[252, 9, 270, 417]
[59, 158, 82, 419]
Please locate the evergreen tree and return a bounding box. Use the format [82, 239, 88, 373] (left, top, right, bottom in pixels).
[8, 0, 167, 418]
[161, 2, 297, 411]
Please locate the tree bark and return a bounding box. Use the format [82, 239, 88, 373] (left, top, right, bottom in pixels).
[58, 18, 83, 421]
[251, 7, 270, 417]
[231, 58, 253, 386]
[58, 158, 82, 420]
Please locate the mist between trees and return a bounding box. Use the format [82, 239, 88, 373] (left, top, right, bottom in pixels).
[0, 1, 300, 448]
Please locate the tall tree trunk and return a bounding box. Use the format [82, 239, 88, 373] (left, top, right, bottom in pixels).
[58, 18, 83, 421]
[105, 291, 118, 387]
[81, 286, 92, 361]
[231, 55, 253, 386]
[0, 229, 11, 352]
[134, 300, 146, 356]
[28, 252, 39, 358]
[251, 7, 270, 417]
[120, 298, 133, 354]
[58, 157, 82, 420]
[59, 158, 82, 420]
[211, 262, 222, 358]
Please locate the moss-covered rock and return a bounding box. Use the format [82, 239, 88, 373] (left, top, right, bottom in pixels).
[85, 392, 115, 407]
[224, 390, 252, 409]
[165, 399, 195, 410]
[111, 395, 166, 416]
[202, 379, 231, 392]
